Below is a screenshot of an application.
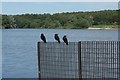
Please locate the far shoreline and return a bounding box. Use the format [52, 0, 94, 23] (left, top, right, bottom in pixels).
[0, 25, 119, 30]
[1, 27, 120, 30]
[88, 27, 120, 30]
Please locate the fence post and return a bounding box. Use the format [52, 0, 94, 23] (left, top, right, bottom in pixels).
[78, 41, 82, 80]
[118, 41, 120, 79]
[37, 42, 41, 80]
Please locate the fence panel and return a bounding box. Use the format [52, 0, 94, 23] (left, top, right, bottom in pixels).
[81, 41, 120, 78]
[38, 42, 80, 78]
[38, 41, 120, 79]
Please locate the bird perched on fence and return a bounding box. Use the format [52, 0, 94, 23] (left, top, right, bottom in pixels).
[54, 34, 60, 44]
[40, 33, 47, 43]
[63, 35, 68, 45]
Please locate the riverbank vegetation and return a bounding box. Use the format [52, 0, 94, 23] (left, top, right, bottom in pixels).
[1, 10, 119, 29]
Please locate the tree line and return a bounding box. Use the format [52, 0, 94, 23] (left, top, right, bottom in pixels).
[2, 10, 119, 29]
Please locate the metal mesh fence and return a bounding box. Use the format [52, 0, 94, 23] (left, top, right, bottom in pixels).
[81, 41, 120, 78]
[37, 41, 120, 79]
[38, 42, 79, 78]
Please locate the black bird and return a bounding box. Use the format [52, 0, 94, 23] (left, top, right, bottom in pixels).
[54, 34, 60, 43]
[63, 35, 68, 45]
[40, 33, 47, 43]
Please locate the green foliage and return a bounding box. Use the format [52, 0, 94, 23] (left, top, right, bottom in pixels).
[1, 10, 119, 29]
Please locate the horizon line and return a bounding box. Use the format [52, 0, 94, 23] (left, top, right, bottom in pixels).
[1, 9, 118, 15]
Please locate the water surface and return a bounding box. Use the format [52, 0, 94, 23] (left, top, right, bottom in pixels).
[2, 29, 118, 78]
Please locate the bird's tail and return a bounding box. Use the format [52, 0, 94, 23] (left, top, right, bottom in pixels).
[66, 42, 68, 45]
[58, 40, 60, 44]
[44, 40, 47, 43]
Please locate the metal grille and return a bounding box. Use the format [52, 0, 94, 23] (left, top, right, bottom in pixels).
[38, 42, 79, 78]
[37, 41, 120, 79]
[81, 41, 120, 78]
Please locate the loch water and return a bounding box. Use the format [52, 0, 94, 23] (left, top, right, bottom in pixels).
[2, 29, 118, 78]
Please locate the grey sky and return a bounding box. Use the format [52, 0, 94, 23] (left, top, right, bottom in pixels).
[2, 2, 118, 15]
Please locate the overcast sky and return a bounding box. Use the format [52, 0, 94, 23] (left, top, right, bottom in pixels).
[1, 0, 120, 2]
[2, 2, 118, 15]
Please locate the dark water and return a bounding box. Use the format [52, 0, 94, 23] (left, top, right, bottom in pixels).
[2, 29, 118, 78]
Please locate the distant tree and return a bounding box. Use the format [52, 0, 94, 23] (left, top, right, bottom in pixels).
[2, 10, 119, 29]
[74, 19, 90, 29]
